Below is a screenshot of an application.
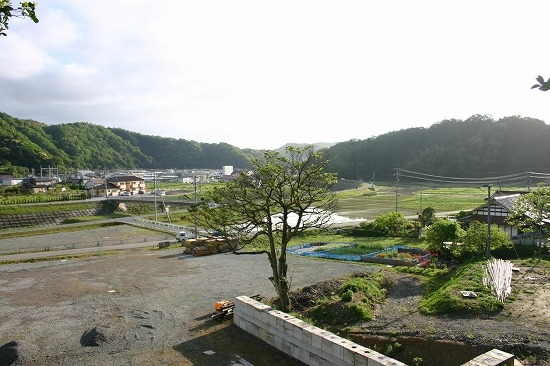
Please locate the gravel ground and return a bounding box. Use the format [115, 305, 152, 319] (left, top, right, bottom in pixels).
[0, 246, 370, 365]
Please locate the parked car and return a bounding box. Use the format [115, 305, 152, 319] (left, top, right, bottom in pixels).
[176, 231, 187, 242]
[120, 191, 131, 196]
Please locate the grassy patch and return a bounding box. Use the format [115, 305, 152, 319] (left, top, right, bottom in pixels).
[419, 260, 504, 315]
[0, 202, 100, 215]
[302, 273, 391, 326]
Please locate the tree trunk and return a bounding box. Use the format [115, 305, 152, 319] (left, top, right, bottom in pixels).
[275, 275, 291, 311]
[268, 252, 291, 311]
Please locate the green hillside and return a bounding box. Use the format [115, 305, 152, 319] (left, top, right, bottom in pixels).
[1, 112, 549, 181]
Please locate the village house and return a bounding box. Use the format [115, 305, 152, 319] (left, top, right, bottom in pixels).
[459, 190, 548, 244]
[21, 177, 56, 193]
[106, 175, 146, 195]
[90, 182, 120, 197]
[0, 175, 24, 187]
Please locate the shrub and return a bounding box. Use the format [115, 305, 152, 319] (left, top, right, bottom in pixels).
[341, 289, 353, 302]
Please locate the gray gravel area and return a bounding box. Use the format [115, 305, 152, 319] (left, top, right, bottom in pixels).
[0, 246, 370, 365]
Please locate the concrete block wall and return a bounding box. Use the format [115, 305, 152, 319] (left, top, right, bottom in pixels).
[234, 295, 406, 366]
[461, 349, 515, 366]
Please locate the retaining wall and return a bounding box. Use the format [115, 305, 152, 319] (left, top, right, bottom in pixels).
[234, 295, 406, 366]
[234, 296, 516, 366]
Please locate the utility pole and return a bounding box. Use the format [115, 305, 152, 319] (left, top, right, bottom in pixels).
[484, 183, 492, 260]
[104, 167, 108, 199]
[194, 174, 198, 238]
[419, 186, 423, 213]
[154, 173, 158, 222]
[395, 167, 399, 212]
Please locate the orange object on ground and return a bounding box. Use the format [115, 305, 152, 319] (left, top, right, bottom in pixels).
[215, 300, 232, 311]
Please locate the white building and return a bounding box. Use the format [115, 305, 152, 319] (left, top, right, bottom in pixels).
[222, 166, 233, 176]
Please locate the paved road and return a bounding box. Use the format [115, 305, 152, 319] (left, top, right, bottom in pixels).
[0, 217, 194, 261]
[0, 239, 169, 262]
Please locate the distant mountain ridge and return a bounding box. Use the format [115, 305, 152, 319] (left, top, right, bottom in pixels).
[1, 112, 549, 181]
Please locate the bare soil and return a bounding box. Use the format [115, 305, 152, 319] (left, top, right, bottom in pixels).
[0, 241, 549, 365]
[0, 246, 370, 366]
[288, 267, 550, 366]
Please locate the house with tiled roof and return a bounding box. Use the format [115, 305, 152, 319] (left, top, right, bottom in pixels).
[21, 177, 56, 193]
[460, 190, 528, 237]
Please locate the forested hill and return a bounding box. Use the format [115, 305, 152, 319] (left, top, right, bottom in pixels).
[0, 112, 262, 172]
[322, 114, 550, 181]
[1, 112, 549, 179]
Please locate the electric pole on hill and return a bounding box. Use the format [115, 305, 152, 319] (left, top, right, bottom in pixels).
[395, 167, 399, 212]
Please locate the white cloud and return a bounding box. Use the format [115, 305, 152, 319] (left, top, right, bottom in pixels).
[1, 0, 549, 149]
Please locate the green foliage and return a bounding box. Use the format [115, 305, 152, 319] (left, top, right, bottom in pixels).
[341, 289, 353, 302]
[5, 110, 550, 182]
[323, 241, 386, 256]
[507, 185, 550, 229]
[395, 265, 447, 278]
[354, 212, 416, 237]
[419, 261, 504, 315]
[0, 112, 259, 170]
[322, 114, 550, 181]
[423, 219, 465, 252]
[304, 273, 389, 325]
[369, 342, 404, 358]
[461, 221, 512, 258]
[418, 207, 436, 227]
[0, 1, 38, 36]
[339, 274, 388, 304]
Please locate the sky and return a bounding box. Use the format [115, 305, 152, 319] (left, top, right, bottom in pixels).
[1, 1, 549, 150]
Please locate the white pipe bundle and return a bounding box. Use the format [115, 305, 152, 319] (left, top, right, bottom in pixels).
[483, 258, 513, 303]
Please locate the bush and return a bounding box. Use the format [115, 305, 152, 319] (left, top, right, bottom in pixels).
[341, 289, 353, 302]
[352, 212, 417, 238]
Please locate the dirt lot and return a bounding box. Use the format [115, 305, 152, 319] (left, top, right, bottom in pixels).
[0, 229, 549, 365]
[0, 246, 373, 366]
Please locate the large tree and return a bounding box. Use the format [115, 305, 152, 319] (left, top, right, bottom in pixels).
[190, 145, 338, 311]
[461, 221, 512, 258]
[0, 1, 38, 36]
[423, 218, 465, 253]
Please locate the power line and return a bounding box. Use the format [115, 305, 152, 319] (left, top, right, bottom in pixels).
[398, 169, 549, 186]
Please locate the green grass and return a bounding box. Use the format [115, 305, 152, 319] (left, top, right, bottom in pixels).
[335, 183, 528, 219]
[0, 202, 100, 215]
[336, 184, 487, 219]
[302, 273, 390, 326]
[418, 259, 504, 315]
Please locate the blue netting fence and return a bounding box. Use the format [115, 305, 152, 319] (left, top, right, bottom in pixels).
[287, 242, 430, 263]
